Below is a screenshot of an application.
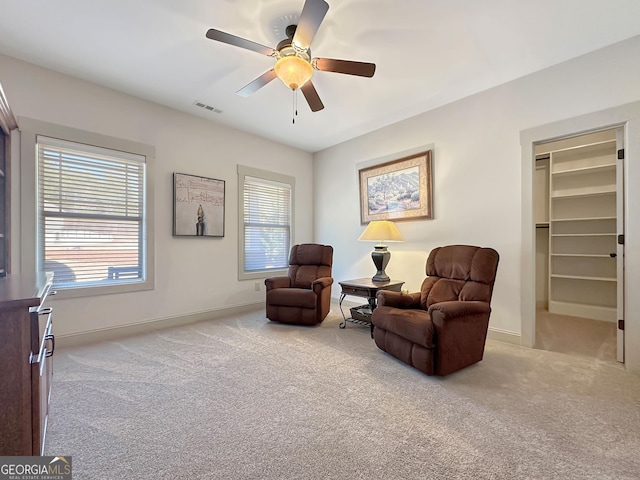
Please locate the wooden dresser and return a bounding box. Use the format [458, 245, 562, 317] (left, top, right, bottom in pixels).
[0, 272, 54, 455]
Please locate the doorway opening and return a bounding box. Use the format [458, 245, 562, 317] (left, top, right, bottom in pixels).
[533, 127, 623, 363]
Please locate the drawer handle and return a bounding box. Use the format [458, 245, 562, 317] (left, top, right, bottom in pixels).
[30, 309, 54, 365]
[45, 334, 55, 358]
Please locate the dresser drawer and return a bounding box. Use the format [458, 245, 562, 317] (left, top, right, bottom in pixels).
[0, 272, 54, 456]
[341, 285, 369, 296]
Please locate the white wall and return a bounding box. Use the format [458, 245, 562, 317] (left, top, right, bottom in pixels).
[3, 35, 640, 370]
[0, 54, 314, 338]
[313, 36, 640, 372]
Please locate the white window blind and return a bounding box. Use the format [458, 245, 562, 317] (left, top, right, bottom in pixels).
[37, 136, 146, 289]
[243, 175, 291, 272]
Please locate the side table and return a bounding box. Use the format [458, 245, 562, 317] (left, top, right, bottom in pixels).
[338, 278, 404, 335]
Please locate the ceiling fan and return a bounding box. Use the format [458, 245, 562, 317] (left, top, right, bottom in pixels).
[205, 0, 376, 113]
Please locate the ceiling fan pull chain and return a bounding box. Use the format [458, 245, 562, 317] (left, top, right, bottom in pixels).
[292, 89, 298, 124]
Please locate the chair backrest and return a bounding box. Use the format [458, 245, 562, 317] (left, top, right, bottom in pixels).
[420, 245, 499, 309]
[288, 244, 333, 288]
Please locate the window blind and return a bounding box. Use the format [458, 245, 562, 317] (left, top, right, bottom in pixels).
[37, 136, 145, 288]
[243, 175, 291, 272]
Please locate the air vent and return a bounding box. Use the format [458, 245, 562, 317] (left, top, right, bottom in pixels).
[193, 101, 222, 114]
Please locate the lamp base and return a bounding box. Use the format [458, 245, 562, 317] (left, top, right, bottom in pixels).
[372, 273, 390, 282]
[371, 246, 391, 283]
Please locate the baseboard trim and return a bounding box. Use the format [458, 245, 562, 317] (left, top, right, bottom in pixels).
[56, 302, 264, 348]
[487, 327, 521, 345]
[59, 299, 520, 349]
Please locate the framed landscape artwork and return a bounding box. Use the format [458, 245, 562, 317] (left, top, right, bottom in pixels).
[359, 150, 433, 224]
[173, 172, 225, 237]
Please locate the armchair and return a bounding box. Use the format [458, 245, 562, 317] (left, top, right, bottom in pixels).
[265, 244, 334, 325]
[371, 245, 499, 376]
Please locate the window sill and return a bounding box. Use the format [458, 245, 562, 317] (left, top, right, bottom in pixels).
[50, 278, 154, 299]
[238, 269, 288, 281]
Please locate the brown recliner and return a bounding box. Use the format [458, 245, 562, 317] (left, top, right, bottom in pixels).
[265, 244, 334, 325]
[371, 245, 499, 376]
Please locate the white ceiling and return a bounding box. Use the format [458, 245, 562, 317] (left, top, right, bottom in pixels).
[1, 0, 640, 152]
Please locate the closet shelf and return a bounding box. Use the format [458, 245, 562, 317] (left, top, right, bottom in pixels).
[545, 139, 616, 156]
[551, 189, 615, 199]
[551, 233, 615, 237]
[550, 253, 614, 258]
[550, 274, 616, 282]
[547, 300, 616, 319]
[551, 216, 615, 222]
[551, 163, 616, 177]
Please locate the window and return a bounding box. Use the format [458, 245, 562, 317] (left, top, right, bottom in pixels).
[238, 165, 295, 280]
[19, 117, 154, 298]
[36, 136, 147, 290]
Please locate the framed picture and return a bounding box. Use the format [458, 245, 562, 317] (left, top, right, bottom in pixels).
[173, 172, 225, 237]
[359, 150, 432, 224]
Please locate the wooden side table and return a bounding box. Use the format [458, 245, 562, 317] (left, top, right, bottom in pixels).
[338, 278, 404, 334]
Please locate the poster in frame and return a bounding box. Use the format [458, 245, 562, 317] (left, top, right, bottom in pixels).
[359, 150, 432, 224]
[173, 172, 225, 237]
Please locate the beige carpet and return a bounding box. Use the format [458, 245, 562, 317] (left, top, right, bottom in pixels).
[45, 307, 640, 479]
[536, 309, 617, 362]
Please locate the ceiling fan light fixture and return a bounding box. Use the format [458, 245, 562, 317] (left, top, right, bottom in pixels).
[274, 55, 313, 90]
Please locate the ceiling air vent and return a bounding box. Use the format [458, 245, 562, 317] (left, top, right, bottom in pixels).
[193, 101, 222, 114]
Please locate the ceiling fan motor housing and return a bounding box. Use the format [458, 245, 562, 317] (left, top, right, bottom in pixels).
[285, 24, 297, 40]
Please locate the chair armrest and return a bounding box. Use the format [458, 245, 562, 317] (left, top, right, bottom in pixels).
[264, 276, 291, 291]
[428, 301, 491, 322]
[311, 277, 334, 294]
[427, 300, 492, 376]
[376, 290, 421, 309]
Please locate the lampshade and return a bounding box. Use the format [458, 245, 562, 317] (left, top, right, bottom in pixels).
[358, 220, 404, 244]
[358, 221, 403, 282]
[274, 55, 313, 90]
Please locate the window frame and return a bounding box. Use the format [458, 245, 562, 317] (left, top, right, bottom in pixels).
[19, 117, 155, 298]
[237, 165, 295, 281]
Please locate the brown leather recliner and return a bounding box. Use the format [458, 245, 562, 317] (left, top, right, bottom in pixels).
[371, 245, 499, 376]
[265, 244, 334, 325]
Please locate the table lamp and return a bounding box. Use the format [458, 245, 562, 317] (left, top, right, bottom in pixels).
[358, 220, 404, 282]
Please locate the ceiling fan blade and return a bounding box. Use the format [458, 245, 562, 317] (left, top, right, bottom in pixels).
[314, 58, 376, 78]
[206, 29, 275, 57]
[236, 70, 278, 97]
[292, 0, 329, 50]
[301, 81, 324, 112]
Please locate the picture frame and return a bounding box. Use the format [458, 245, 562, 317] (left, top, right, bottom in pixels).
[359, 150, 433, 224]
[173, 172, 225, 237]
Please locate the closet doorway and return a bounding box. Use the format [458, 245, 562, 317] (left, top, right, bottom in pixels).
[534, 127, 624, 363]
